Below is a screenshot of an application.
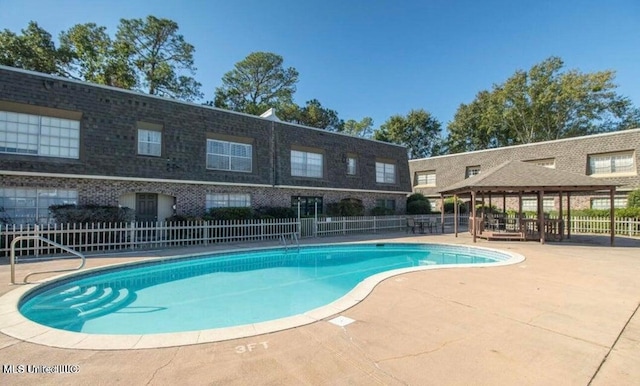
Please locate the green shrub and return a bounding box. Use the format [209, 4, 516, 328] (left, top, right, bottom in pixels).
[615, 207, 640, 218]
[443, 198, 467, 214]
[327, 198, 365, 216]
[166, 214, 202, 222]
[407, 200, 430, 215]
[49, 204, 134, 223]
[204, 207, 254, 221]
[370, 206, 395, 216]
[628, 189, 640, 208]
[406, 193, 427, 204]
[255, 206, 297, 219]
[0, 206, 12, 224]
[406, 193, 431, 214]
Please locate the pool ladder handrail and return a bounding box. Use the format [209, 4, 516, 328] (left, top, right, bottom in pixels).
[279, 232, 300, 251]
[10, 235, 86, 284]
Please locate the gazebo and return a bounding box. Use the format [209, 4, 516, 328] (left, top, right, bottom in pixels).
[436, 161, 618, 246]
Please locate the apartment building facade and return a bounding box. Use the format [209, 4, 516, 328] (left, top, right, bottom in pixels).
[0, 66, 411, 225]
[410, 129, 640, 211]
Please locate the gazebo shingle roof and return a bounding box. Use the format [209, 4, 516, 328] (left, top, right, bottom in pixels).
[438, 160, 617, 195]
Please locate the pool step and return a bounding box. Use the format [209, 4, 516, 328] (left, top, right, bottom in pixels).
[71, 287, 116, 311]
[28, 286, 135, 330]
[61, 286, 98, 303]
[35, 286, 100, 309]
[77, 289, 134, 319]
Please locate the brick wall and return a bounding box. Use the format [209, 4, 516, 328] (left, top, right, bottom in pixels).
[0, 66, 411, 220]
[410, 129, 640, 210]
[0, 66, 410, 194]
[0, 175, 407, 219]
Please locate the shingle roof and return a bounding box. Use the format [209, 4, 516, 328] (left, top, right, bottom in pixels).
[438, 160, 617, 195]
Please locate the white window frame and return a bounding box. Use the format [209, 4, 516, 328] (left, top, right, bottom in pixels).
[376, 162, 396, 184]
[588, 151, 636, 176]
[206, 139, 252, 172]
[291, 150, 323, 178]
[522, 198, 554, 212]
[0, 110, 80, 159]
[137, 129, 162, 156]
[206, 193, 251, 209]
[466, 166, 481, 178]
[0, 188, 78, 225]
[591, 197, 628, 210]
[416, 171, 436, 186]
[347, 156, 357, 175]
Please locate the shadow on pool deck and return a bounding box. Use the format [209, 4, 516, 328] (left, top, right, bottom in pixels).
[0, 231, 639, 385]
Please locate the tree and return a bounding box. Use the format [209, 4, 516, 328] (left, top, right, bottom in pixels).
[341, 117, 374, 138]
[447, 91, 510, 153]
[374, 109, 443, 159]
[446, 56, 639, 153]
[214, 52, 299, 115]
[628, 189, 640, 209]
[59, 23, 134, 88]
[406, 193, 431, 215]
[279, 99, 343, 131]
[0, 21, 69, 75]
[115, 15, 202, 101]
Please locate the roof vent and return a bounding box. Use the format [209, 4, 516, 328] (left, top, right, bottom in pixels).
[260, 108, 281, 121]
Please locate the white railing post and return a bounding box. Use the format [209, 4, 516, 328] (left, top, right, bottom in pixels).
[130, 221, 136, 250]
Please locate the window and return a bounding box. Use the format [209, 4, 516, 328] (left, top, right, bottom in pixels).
[526, 158, 556, 169]
[0, 111, 79, 159]
[591, 197, 628, 209]
[347, 156, 357, 175]
[291, 150, 323, 178]
[588, 152, 635, 176]
[415, 171, 436, 186]
[466, 166, 481, 178]
[376, 162, 396, 183]
[0, 188, 77, 225]
[522, 198, 554, 212]
[376, 199, 396, 211]
[291, 196, 323, 216]
[138, 129, 161, 156]
[206, 139, 252, 172]
[206, 193, 251, 209]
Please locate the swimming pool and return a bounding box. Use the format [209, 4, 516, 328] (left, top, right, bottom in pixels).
[4, 242, 523, 348]
[18, 243, 515, 331]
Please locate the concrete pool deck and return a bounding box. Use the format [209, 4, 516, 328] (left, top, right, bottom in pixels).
[0, 232, 639, 385]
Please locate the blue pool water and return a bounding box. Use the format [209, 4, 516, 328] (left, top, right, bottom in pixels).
[19, 243, 510, 334]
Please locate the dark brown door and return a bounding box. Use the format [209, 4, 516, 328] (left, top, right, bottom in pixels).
[136, 193, 158, 223]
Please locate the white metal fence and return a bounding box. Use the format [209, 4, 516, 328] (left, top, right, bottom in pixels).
[3, 218, 299, 258]
[504, 214, 640, 237]
[2, 214, 638, 258]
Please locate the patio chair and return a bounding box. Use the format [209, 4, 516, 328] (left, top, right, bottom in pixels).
[406, 217, 417, 234]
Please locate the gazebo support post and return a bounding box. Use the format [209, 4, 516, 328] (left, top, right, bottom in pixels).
[471, 190, 477, 243]
[440, 194, 445, 234]
[518, 191, 523, 236]
[502, 194, 506, 214]
[558, 191, 564, 241]
[453, 194, 458, 237]
[610, 188, 616, 247]
[567, 192, 571, 239]
[538, 190, 545, 244]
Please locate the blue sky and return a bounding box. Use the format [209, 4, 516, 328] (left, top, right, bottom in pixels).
[1, 0, 639, 131]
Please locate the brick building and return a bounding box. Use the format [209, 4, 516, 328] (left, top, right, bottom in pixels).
[0, 66, 411, 225]
[410, 129, 640, 211]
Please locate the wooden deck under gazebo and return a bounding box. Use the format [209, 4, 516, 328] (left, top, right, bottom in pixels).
[435, 161, 619, 246]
